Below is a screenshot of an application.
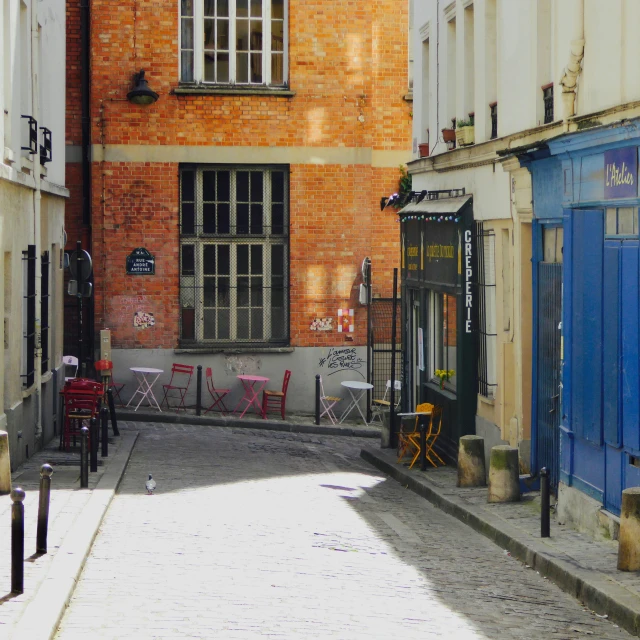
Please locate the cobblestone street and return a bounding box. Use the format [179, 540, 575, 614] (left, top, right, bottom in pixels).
[54, 424, 631, 639]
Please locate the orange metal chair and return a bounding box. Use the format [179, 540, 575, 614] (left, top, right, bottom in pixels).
[262, 370, 292, 420]
[407, 405, 444, 469]
[161, 363, 194, 411]
[204, 367, 230, 415]
[397, 402, 433, 462]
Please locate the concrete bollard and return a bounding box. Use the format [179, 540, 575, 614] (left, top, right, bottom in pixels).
[618, 487, 640, 571]
[0, 430, 11, 495]
[487, 445, 520, 503]
[457, 435, 486, 487]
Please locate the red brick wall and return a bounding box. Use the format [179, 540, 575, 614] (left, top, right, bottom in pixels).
[66, 0, 410, 351]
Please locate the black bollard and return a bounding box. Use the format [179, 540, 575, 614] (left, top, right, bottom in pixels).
[196, 365, 202, 416]
[107, 388, 120, 436]
[90, 418, 98, 472]
[36, 465, 53, 553]
[101, 406, 109, 457]
[540, 467, 550, 538]
[11, 487, 25, 594]
[80, 426, 89, 488]
[419, 417, 427, 471]
[315, 375, 320, 425]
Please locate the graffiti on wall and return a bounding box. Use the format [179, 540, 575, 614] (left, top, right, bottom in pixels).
[133, 311, 155, 328]
[318, 347, 365, 377]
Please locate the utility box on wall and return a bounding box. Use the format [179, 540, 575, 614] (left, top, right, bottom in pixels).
[100, 329, 112, 361]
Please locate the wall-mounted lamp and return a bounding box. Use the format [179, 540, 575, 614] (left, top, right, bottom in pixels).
[127, 70, 158, 105]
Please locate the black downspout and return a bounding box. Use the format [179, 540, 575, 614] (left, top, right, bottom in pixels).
[80, 0, 95, 366]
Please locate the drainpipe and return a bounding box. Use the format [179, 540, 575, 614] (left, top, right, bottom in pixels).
[31, 0, 42, 442]
[80, 0, 94, 369]
[559, 0, 585, 131]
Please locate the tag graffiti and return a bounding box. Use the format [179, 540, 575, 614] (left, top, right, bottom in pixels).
[133, 311, 155, 328]
[318, 347, 365, 377]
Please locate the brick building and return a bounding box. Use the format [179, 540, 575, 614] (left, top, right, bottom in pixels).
[65, 0, 411, 411]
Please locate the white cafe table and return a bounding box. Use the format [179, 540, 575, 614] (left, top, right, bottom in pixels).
[127, 367, 164, 411]
[338, 380, 374, 425]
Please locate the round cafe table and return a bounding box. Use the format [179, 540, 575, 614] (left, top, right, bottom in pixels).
[127, 367, 164, 412]
[338, 380, 374, 425]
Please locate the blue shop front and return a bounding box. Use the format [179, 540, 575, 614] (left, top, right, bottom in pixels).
[526, 119, 640, 518]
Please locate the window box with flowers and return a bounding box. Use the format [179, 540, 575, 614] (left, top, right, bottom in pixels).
[455, 119, 474, 146]
[434, 369, 455, 390]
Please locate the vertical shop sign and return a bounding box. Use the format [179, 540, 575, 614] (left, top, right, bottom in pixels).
[464, 229, 473, 333]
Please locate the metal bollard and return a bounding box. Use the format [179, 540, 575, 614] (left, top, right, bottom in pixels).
[11, 487, 25, 594]
[419, 417, 427, 471]
[37, 464, 53, 553]
[80, 426, 89, 488]
[90, 417, 98, 472]
[196, 365, 202, 416]
[107, 388, 120, 436]
[101, 406, 109, 457]
[315, 375, 320, 425]
[540, 467, 550, 538]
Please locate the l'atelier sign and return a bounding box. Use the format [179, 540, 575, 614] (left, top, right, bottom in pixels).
[604, 147, 638, 199]
[126, 248, 155, 275]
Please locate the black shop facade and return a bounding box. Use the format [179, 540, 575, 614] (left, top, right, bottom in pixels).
[398, 192, 477, 462]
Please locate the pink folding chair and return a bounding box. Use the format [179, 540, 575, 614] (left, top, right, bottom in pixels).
[161, 363, 194, 411]
[319, 375, 342, 425]
[204, 367, 230, 415]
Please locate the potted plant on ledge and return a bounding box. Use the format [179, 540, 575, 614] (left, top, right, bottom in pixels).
[434, 369, 455, 390]
[455, 118, 475, 146]
[442, 118, 456, 143]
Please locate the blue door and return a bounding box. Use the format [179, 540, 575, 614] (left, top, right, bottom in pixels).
[534, 225, 563, 489]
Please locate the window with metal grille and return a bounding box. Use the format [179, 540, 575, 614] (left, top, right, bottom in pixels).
[180, 0, 286, 86]
[41, 251, 50, 374]
[543, 84, 554, 124]
[475, 223, 497, 398]
[180, 165, 289, 345]
[490, 102, 498, 140]
[22, 245, 36, 388]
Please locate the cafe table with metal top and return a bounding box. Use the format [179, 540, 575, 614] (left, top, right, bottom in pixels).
[127, 367, 164, 412]
[338, 380, 374, 425]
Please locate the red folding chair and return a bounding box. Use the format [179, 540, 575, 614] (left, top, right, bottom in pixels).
[94, 359, 126, 406]
[262, 370, 292, 420]
[61, 387, 102, 451]
[204, 367, 230, 415]
[161, 363, 194, 411]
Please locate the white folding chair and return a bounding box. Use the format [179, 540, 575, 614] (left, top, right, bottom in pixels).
[372, 379, 402, 423]
[319, 376, 342, 425]
[63, 355, 79, 381]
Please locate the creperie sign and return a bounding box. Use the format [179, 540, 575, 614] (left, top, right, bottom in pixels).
[464, 229, 473, 333]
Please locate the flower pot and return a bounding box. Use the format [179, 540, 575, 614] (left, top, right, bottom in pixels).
[440, 379, 445, 390]
[418, 143, 429, 158]
[455, 125, 475, 147]
[442, 128, 456, 143]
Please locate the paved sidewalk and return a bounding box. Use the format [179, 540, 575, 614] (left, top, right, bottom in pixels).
[0, 426, 138, 639]
[361, 445, 640, 638]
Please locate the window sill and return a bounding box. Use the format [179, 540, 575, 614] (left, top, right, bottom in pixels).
[424, 381, 457, 400]
[176, 345, 294, 355]
[173, 86, 296, 98]
[479, 393, 495, 406]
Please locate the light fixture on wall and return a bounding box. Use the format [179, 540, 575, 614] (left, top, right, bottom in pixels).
[127, 70, 158, 105]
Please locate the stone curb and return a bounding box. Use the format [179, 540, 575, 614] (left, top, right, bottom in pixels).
[119, 409, 380, 439]
[11, 431, 139, 640]
[360, 446, 640, 638]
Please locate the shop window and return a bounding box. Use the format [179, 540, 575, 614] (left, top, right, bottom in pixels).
[605, 207, 638, 237]
[179, 165, 289, 345]
[428, 291, 457, 390]
[476, 223, 497, 398]
[180, 0, 286, 87]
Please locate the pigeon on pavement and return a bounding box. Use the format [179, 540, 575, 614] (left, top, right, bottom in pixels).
[145, 474, 156, 495]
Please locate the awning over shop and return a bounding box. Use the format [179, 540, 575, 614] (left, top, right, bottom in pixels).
[398, 194, 472, 216]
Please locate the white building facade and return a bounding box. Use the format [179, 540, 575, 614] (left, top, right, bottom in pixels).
[407, 0, 640, 537]
[0, 0, 67, 467]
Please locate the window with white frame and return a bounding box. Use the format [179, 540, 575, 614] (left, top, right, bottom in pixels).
[427, 290, 457, 390]
[179, 165, 289, 344]
[180, 0, 287, 86]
